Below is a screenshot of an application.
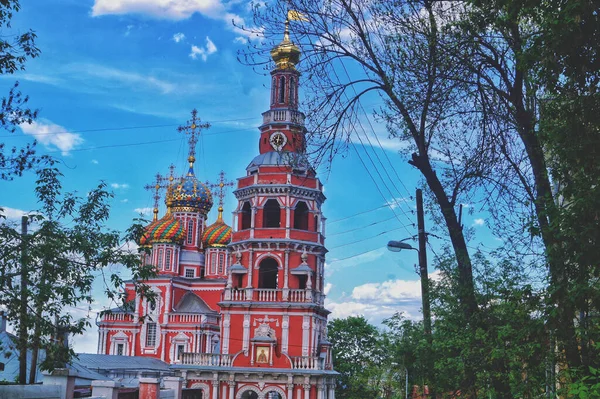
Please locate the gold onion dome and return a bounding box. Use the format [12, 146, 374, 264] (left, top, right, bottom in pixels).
[140, 214, 185, 245]
[270, 27, 300, 70]
[202, 207, 232, 247]
[167, 157, 214, 214]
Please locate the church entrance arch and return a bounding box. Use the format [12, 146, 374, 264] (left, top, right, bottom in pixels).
[258, 258, 279, 289]
[241, 392, 259, 399]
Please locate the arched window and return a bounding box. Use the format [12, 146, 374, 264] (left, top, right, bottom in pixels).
[187, 220, 194, 245]
[241, 202, 252, 230]
[218, 252, 225, 274]
[241, 392, 259, 399]
[278, 76, 286, 103]
[271, 77, 276, 104]
[290, 77, 295, 105]
[157, 249, 164, 269]
[314, 215, 319, 232]
[165, 249, 172, 270]
[294, 201, 309, 230]
[210, 253, 217, 275]
[263, 199, 281, 228]
[258, 258, 278, 289]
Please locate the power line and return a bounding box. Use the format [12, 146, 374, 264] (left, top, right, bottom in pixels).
[43, 127, 256, 153]
[0, 116, 260, 139]
[328, 225, 409, 250]
[328, 215, 412, 237]
[327, 204, 389, 224]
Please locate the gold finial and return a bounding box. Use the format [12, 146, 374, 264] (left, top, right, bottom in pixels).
[206, 171, 235, 221]
[160, 164, 178, 212]
[177, 109, 210, 175]
[270, 11, 305, 70]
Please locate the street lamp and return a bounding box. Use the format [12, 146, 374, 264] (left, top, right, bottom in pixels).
[387, 240, 417, 253]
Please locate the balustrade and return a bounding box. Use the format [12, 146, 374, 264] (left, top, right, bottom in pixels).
[102, 313, 133, 322]
[180, 352, 233, 367]
[262, 110, 305, 125]
[291, 356, 322, 370]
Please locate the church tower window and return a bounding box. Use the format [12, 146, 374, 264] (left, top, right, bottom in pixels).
[294, 201, 309, 230]
[157, 249, 164, 269]
[290, 77, 296, 105]
[241, 201, 252, 230]
[165, 249, 172, 270]
[263, 199, 281, 228]
[187, 220, 194, 245]
[258, 258, 278, 289]
[146, 323, 157, 347]
[218, 252, 225, 274]
[211, 253, 217, 274]
[278, 76, 286, 103]
[271, 77, 276, 104]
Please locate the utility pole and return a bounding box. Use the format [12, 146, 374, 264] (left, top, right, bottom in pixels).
[416, 189, 434, 398]
[416, 189, 432, 338]
[18, 216, 28, 384]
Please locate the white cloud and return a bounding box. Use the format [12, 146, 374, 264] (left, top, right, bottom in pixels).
[121, 199, 129, 203]
[189, 37, 218, 61]
[91, 1, 262, 41]
[0, 206, 33, 220]
[325, 271, 444, 325]
[324, 283, 332, 296]
[70, 63, 175, 94]
[92, 0, 226, 20]
[233, 36, 247, 44]
[134, 207, 153, 215]
[110, 183, 130, 189]
[473, 218, 485, 226]
[91, 159, 99, 164]
[19, 119, 83, 155]
[385, 196, 412, 210]
[173, 32, 185, 43]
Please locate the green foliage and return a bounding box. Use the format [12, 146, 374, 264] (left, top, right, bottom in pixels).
[0, 0, 47, 180]
[0, 166, 156, 373]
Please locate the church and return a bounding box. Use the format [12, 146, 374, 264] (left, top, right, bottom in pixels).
[97, 22, 337, 399]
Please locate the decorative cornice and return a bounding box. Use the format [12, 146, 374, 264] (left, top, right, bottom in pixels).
[234, 185, 325, 204]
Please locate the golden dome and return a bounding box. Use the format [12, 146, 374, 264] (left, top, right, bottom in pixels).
[270, 24, 300, 70]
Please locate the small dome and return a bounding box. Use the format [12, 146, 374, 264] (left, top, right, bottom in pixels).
[270, 32, 300, 70]
[139, 218, 161, 246]
[145, 214, 185, 244]
[202, 207, 232, 247]
[168, 163, 213, 214]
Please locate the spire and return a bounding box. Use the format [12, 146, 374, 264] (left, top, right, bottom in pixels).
[177, 109, 211, 175]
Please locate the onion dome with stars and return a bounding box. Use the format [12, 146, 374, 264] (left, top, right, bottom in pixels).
[168, 159, 214, 214]
[202, 206, 232, 248]
[144, 214, 185, 244]
[167, 109, 214, 214]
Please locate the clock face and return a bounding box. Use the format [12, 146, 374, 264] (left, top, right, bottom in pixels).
[269, 132, 287, 150]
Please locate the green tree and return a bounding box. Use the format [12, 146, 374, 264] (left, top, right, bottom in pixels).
[328, 316, 390, 398]
[0, 166, 156, 383]
[0, 0, 46, 180]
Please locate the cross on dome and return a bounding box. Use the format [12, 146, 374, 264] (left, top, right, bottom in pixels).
[206, 170, 235, 220]
[177, 109, 211, 174]
[143, 173, 165, 221]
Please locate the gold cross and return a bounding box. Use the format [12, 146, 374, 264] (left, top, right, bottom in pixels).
[177, 109, 211, 171]
[205, 171, 235, 209]
[143, 173, 165, 221]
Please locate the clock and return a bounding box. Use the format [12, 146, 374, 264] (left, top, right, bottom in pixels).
[269, 132, 287, 151]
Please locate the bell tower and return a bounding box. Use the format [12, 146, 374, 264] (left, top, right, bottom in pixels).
[217, 19, 334, 398]
[259, 21, 306, 155]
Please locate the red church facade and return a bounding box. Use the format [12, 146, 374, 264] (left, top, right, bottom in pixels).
[98, 24, 337, 399]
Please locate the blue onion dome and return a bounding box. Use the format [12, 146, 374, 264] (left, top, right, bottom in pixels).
[167, 156, 213, 214]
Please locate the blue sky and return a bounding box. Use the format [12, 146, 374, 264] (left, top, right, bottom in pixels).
[0, 0, 498, 352]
